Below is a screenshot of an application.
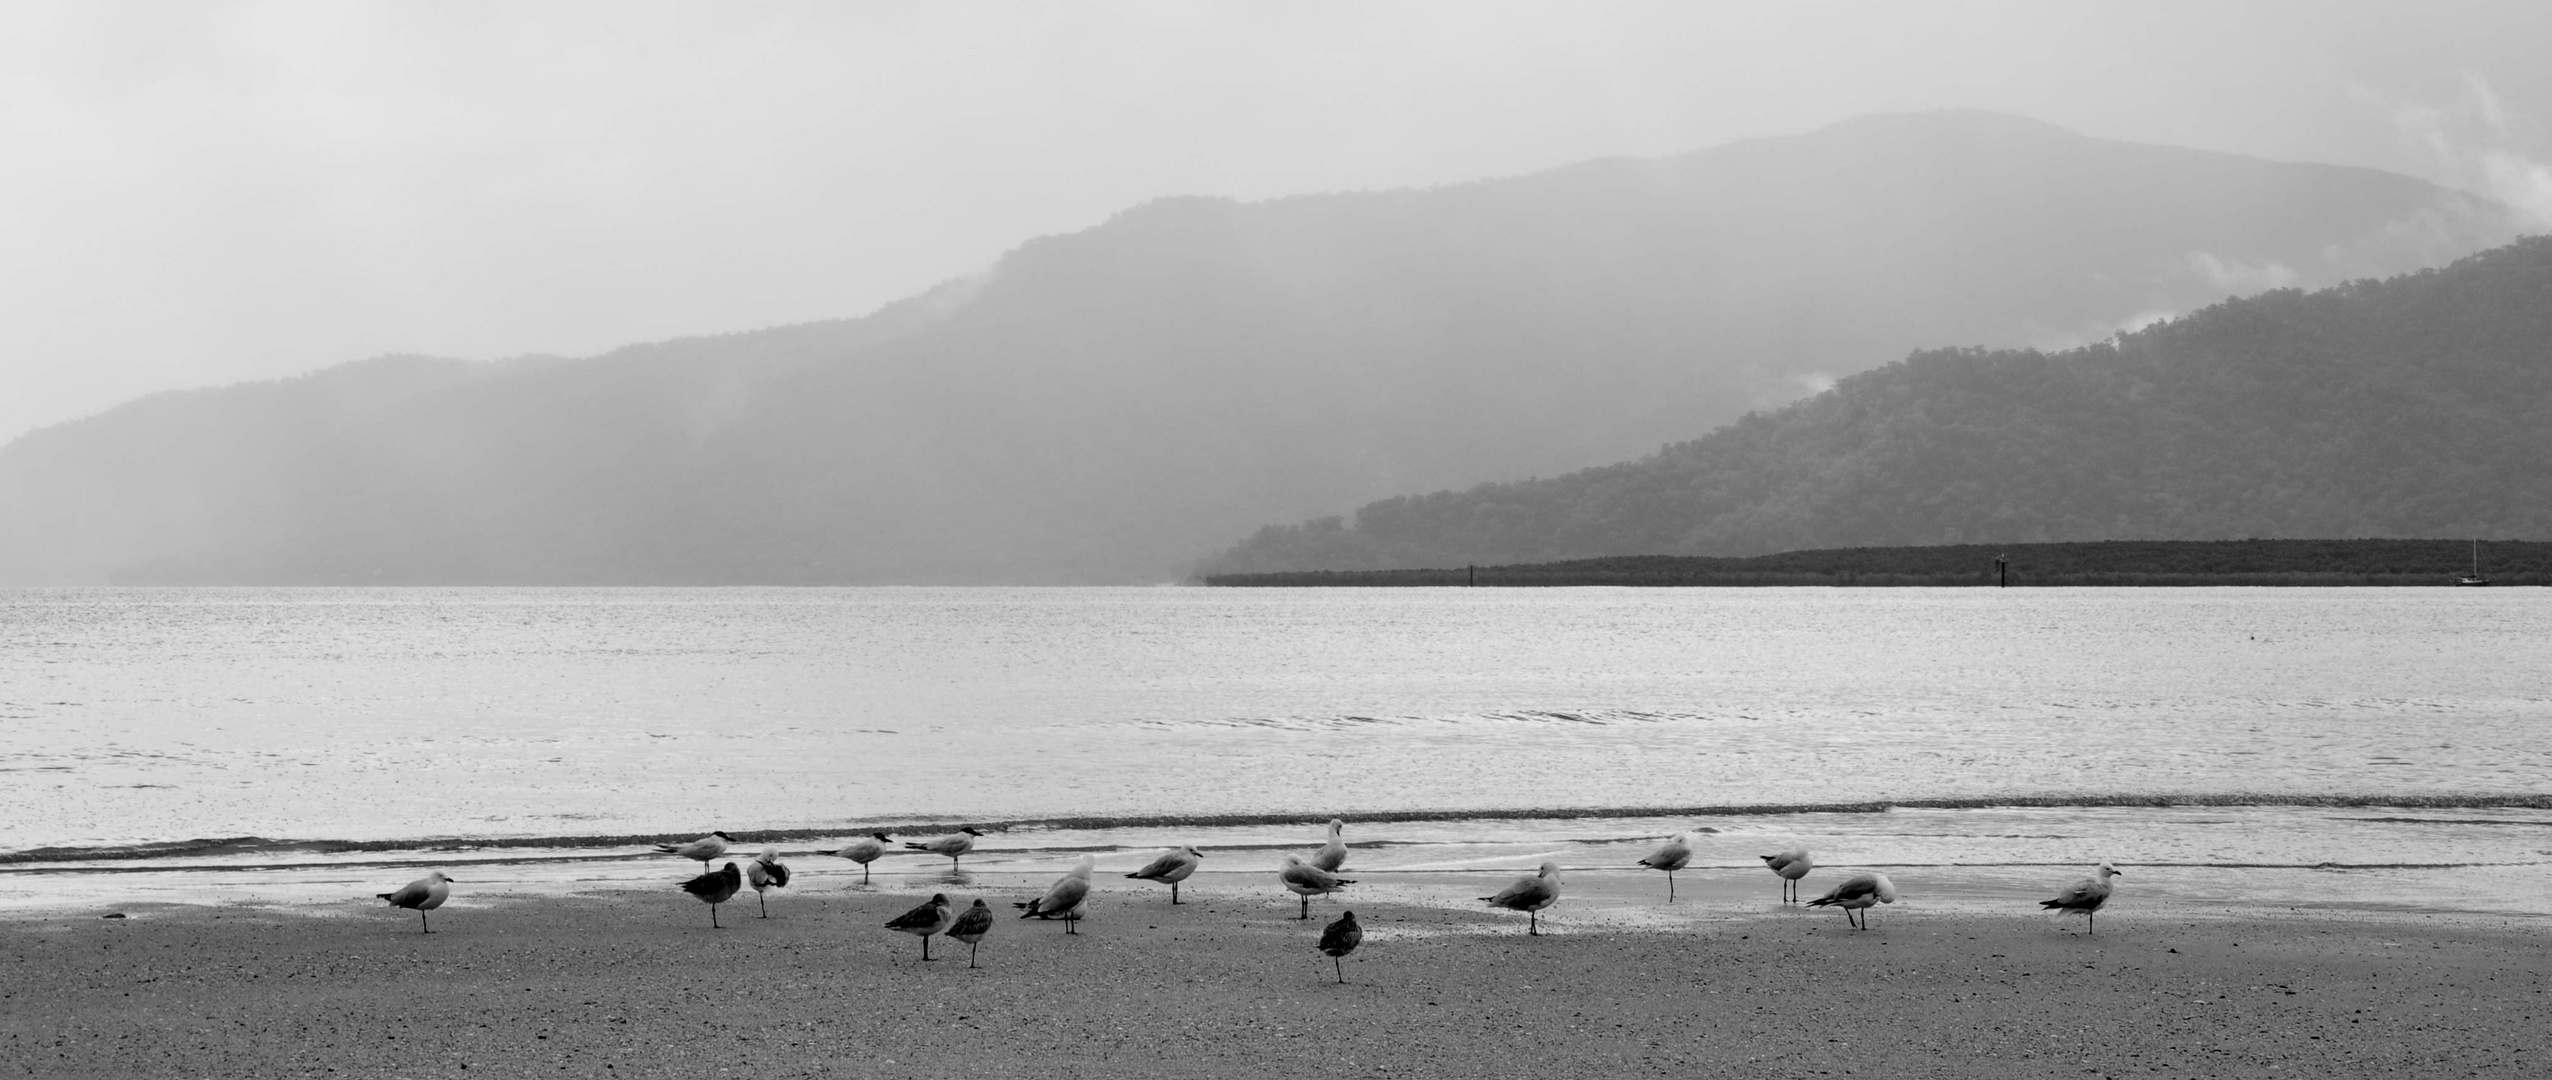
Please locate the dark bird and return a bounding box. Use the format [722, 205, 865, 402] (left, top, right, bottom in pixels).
[681, 861, 745, 929]
[654, 830, 737, 871]
[947, 899, 995, 968]
[1481, 861, 1563, 935]
[1760, 848, 1813, 903]
[1310, 818, 1349, 873]
[1278, 854, 1354, 920]
[1805, 871, 1898, 930]
[820, 833, 893, 883]
[1639, 832, 1694, 901]
[1125, 846, 1203, 904]
[745, 847, 790, 918]
[885, 893, 956, 960]
[905, 827, 986, 868]
[2039, 862, 2122, 934]
[1014, 855, 1096, 934]
[376, 871, 453, 934]
[1317, 910, 1363, 984]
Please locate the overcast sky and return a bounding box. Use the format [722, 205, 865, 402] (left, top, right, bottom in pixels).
[6, 0, 2551, 442]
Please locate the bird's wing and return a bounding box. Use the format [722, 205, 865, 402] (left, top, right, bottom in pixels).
[884, 901, 946, 930]
[767, 863, 791, 888]
[1128, 851, 1178, 879]
[1812, 874, 1879, 904]
[381, 880, 428, 907]
[948, 906, 993, 937]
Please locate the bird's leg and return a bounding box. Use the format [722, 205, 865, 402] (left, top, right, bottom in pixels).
[923, 937, 933, 961]
[2088, 911, 2095, 936]
[1667, 871, 1676, 902]
[758, 894, 769, 919]
[1171, 882, 1180, 905]
[711, 904, 721, 930]
[420, 911, 430, 934]
[1299, 897, 1309, 920]
[969, 941, 979, 969]
[1335, 956, 1344, 984]
[1529, 911, 1539, 936]
[861, 864, 871, 884]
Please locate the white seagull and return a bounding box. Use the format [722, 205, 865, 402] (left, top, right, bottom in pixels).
[1481, 861, 1563, 935]
[885, 893, 955, 960]
[376, 871, 454, 934]
[1760, 848, 1813, 903]
[654, 830, 737, 871]
[745, 848, 791, 918]
[1278, 854, 1355, 920]
[905, 827, 987, 868]
[820, 833, 893, 883]
[1015, 855, 1097, 934]
[1639, 833, 1694, 901]
[1310, 819, 1350, 873]
[680, 861, 745, 929]
[1805, 871, 1898, 930]
[2040, 862, 2123, 934]
[1125, 846, 1204, 904]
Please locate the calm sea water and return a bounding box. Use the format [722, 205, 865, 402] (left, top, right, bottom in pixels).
[3, 587, 2547, 913]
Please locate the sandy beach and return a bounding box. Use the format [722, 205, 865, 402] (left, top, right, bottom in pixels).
[4, 877, 2544, 1080]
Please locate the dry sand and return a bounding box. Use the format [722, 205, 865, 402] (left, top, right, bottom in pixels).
[3, 884, 2545, 1079]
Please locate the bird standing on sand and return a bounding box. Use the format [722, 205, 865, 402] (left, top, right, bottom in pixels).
[885, 893, 956, 960]
[1015, 855, 1096, 933]
[1805, 871, 1898, 930]
[1639, 833, 1694, 901]
[1125, 846, 1204, 904]
[1311, 819, 1350, 873]
[745, 848, 790, 918]
[1278, 854, 1354, 920]
[654, 830, 736, 872]
[1760, 848, 1813, 903]
[681, 862, 745, 929]
[1481, 861, 1563, 935]
[906, 827, 986, 868]
[820, 833, 893, 883]
[2039, 862, 2122, 934]
[377, 871, 454, 934]
[1317, 910, 1363, 984]
[947, 899, 995, 968]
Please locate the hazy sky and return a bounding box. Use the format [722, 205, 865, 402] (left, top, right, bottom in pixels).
[7, 0, 2551, 442]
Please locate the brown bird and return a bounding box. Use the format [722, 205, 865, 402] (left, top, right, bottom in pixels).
[947, 899, 995, 968]
[681, 861, 745, 929]
[1317, 910, 1363, 984]
[885, 893, 955, 960]
[1124, 846, 1204, 904]
[376, 871, 454, 934]
[745, 848, 790, 918]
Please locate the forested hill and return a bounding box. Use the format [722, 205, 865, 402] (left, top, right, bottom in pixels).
[0, 111, 2524, 584]
[1200, 238, 2552, 576]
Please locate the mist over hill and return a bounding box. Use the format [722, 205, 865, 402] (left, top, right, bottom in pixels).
[1202, 238, 2552, 576]
[0, 111, 2524, 584]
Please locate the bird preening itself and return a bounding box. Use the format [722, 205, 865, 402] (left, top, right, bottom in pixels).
[1125, 846, 1203, 904]
[1310, 818, 1349, 873]
[1806, 871, 1898, 930]
[1760, 848, 1813, 903]
[680, 861, 745, 929]
[1015, 855, 1096, 933]
[1317, 910, 1363, 984]
[1481, 861, 1563, 935]
[885, 893, 955, 960]
[1639, 833, 1693, 900]
[654, 830, 736, 871]
[947, 898, 995, 968]
[906, 827, 986, 868]
[820, 833, 893, 883]
[377, 871, 453, 933]
[1278, 854, 1354, 920]
[745, 848, 790, 918]
[2040, 862, 2122, 934]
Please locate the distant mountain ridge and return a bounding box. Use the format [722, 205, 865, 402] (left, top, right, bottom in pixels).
[1202, 238, 2552, 576]
[0, 111, 2524, 584]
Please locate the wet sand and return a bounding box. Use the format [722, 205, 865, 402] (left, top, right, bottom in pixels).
[3, 880, 2545, 1079]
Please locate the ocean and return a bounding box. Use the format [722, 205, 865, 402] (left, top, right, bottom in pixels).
[3, 586, 2546, 915]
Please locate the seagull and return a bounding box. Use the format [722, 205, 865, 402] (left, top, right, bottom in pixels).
[1805, 871, 1898, 930]
[1310, 819, 1350, 873]
[819, 833, 894, 883]
[654, 830, 737, 871]
[885, 893, 955, 960]
[1278, 854, 1354, 920]
[1015, 855, 1096, 934]
[905, 827, 986, 868]
[1125, 846, 1204, 904]
[376, 871, 454, 934]
[2040, 862, 2123, 934]
[947, 899, 995, 967]
[1317, 910, 1363, 984]
[1481, 861, 1563, 935]
[1639, 833, 1694, 900]
[680, 861, 745, 929]
[1760, 848, 1813, 903]
[745, 848, 790, 918]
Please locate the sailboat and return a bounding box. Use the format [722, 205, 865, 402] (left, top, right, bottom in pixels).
[2456, 539, 2490, 587]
